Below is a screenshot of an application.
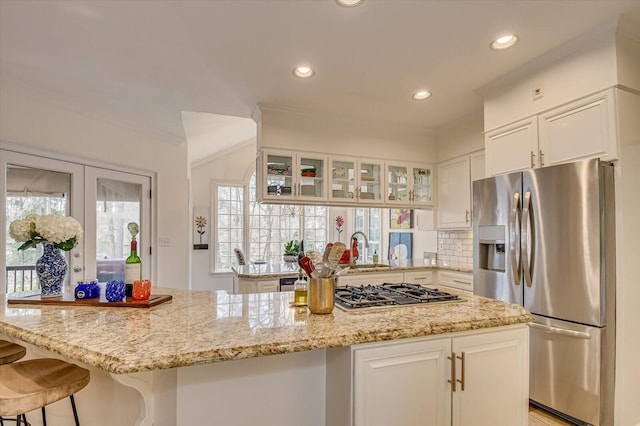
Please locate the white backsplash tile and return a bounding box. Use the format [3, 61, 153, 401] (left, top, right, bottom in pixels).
[437, 230, 473, 270]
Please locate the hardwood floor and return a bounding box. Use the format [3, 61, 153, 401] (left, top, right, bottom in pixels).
[529, 404, 576, 425]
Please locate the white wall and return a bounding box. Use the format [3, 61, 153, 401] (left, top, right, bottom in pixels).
[435, 109, 484, 162]
[258, 106, 436, 162]
[190, 140, 256, 292]
[482, 24, 618, 132]
[0, 86, 190, 288]
[612, 88, 640, 426]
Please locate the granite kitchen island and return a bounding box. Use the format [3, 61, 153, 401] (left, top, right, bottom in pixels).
[0, 287, 532, 425]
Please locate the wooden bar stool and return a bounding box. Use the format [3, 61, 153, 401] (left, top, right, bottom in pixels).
[0, 340, 26, 365]
[0, 358, 90, 426]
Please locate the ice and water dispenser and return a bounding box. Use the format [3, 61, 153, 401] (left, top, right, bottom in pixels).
[477, 225, 505, 272]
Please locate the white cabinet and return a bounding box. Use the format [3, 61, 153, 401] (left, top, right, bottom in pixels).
[233, 277, 280, 294]
[403, 270, 434, 285]
[339, 326, 529, 426]
[336, 272, 404, 287]
[436, 271, 473, 293]
[485, 117, 538, 176]
[258, 149, 327, 203]
[353, 337, 452, 426]
[329, 157, 384, 204]
[451, 328, 529, 426]
[385, 162, 434, 207]
[437, 156, 471, 229]
[538, 89, 618, 166]
[485, 88, 618, 176]
[437, 150, 484, 230]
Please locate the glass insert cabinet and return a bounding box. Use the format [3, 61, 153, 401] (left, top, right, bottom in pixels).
[258, 149, 433, 207]
[329, 157, 383, 204]
[385, 163, 433, 206]
[259, 150, 327, 202]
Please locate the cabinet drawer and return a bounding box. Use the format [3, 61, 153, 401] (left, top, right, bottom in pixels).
[437, 271, 473, 293]
[403, 271, 433, 285]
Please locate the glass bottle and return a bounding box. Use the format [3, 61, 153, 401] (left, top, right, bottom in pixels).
[125, 222, 141, 297]
[293, 274, 308, 305]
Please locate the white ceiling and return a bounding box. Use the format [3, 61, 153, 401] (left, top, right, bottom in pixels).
[1, 1, 639, 163]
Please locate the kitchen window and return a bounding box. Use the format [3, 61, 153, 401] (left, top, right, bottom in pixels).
[354, 208, 381, 262]
[213, 172, 327, 272]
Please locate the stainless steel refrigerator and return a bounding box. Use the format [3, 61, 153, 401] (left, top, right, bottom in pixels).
[473, 158, 615, 426]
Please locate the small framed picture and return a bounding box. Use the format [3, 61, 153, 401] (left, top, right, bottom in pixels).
[390, 208, 412, 229]
[193, 206, 209, 250]
[389, 232, 412, 263]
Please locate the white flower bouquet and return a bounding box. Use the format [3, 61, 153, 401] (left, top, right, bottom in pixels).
[9, 214, 83, 252]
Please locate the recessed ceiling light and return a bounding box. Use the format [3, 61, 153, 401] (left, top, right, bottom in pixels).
[490, 34, 518, 50]
[293, 66, 315, 78]
[412, 91, 432, 100]
[336, 0, 364, 6]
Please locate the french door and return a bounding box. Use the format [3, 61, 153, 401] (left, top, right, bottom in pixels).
[1, 149, 151, 295]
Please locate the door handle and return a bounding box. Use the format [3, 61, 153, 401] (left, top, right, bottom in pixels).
[456, 352, 466, 391]
[529, 323, 591, 339]
[521, 191, 533, 288]
[510, 193, 522, 286]
[448, 352, 457, 392]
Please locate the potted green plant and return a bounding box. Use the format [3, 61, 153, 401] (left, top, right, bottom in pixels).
[283, 240, 300, 262]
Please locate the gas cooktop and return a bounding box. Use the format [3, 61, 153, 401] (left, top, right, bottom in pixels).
[334, 283, 462, 311]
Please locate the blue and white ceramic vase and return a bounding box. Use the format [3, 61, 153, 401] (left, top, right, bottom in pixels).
[36, 242, 67, 297]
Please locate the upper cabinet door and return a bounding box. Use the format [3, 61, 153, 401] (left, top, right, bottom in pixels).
[538, 89, 618, 166]
[485, 117, 538, 176]
[410, 164, 434, 206]
[386, 163, 410, 205]
[297, 153, 327, 201]
[437, 156, 471, 229]
[357, 159, 384, 204]
[329, 157, 357, 203]
[261, 150, 296, 201]
[385, 162, 434, 206]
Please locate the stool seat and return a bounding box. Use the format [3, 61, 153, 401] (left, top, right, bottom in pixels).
[0, 358, 90, 416]
[0, 340, 26, 365]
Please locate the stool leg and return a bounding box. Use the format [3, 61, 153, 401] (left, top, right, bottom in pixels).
[41, 406, 46, 426]
[70, 394, 80, 426]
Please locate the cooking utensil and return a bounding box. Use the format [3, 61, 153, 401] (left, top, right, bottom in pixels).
[328, 242, 347, 273]
[299, 256, 315, 276]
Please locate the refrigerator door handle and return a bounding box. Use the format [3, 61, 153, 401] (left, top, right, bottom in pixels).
[510, 192, 522, 285]
[529, 322, 591, 339]
[521, 191, 534, 287]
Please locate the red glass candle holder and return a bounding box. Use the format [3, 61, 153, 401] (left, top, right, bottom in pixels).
[133, 279, 151, 300]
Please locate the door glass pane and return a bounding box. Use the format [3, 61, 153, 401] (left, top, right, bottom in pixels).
[5, 165, 71, 294]
[95, 178, 141, 283]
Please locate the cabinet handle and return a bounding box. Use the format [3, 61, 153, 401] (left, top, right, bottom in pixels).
[465, 210, 470, 223]
[412, 276, 427, 280]
[530, 151, 536, 168]
[539, 150, 545, 167]
[457, 352, 466, 391]
[448, 352, 457, 392]
[453, 279, 470, 285]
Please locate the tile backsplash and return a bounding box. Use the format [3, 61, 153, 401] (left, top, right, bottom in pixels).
[437, 230, 473, 270]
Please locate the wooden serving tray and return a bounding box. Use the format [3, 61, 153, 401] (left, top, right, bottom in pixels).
[7, 293, 172, 308]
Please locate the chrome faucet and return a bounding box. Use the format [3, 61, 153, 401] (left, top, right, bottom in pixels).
[349, 231, 369, 265]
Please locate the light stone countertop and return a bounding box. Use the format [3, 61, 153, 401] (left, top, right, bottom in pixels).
[233, 260, 472, 279]
[0, 287, 532, 375]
